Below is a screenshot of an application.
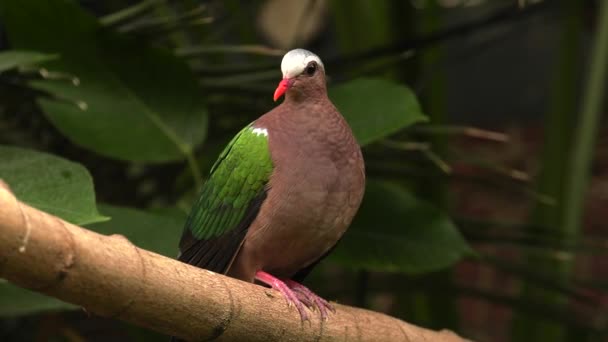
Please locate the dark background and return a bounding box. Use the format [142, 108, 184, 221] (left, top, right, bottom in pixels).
[1, 1, 607, 341]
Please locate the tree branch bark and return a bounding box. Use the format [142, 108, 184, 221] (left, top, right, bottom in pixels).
[0, 181, 470, 341]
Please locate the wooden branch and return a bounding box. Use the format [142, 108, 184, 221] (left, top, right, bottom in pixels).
[0, 181, 470, 341]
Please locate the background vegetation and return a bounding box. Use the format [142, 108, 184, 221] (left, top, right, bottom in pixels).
[0, 0, 607, 341]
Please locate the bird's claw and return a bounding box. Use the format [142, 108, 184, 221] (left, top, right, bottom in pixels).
[255, 271, 310, 322]
[285, 279, 334, 320]
[255, 271, 334, 321]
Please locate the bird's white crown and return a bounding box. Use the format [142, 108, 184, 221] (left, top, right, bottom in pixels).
[280, 49, 324, 79]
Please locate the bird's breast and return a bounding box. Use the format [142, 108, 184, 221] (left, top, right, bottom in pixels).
[242, 119, 365, 277]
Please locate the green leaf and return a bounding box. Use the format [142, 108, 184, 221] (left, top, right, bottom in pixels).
[0, 282, 75, 317]
[0, 0, 207, 162]
[0, 146, 107, 225]
[0, 50, 57, 72]
[329, 180, 473, 274]
[330, 78, 427, 146]
[0, 204, 185, 317]
[87, 204, 184, 258]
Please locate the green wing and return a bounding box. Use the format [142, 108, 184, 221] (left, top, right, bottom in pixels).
[178, 123, 273, 272]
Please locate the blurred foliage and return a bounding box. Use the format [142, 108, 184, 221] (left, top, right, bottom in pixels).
[330, 78, 427, 145]
[0, 0, 208, 164]
[328, 180, 474, 273]
[0, 284, 76, 318]
[0, 146, 107, 225]
[0, 0, 607, 341]
[0, 51, 58, 72]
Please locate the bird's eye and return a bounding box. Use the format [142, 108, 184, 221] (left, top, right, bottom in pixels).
[305, 62, 317, 76]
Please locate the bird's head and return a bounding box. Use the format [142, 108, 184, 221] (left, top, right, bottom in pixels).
[273, 49, 326, 102]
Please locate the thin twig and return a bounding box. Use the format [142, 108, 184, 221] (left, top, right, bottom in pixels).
[413, 125, 509, 143]
[99, 0, 161, 27]
[176, 45, 285, 58]
[381, 140, 452, 173]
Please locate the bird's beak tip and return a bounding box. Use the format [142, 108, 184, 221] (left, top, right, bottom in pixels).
[273, 78, 290, 102]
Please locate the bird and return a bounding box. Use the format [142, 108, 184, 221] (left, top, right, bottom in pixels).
[177, 48, 365, 322]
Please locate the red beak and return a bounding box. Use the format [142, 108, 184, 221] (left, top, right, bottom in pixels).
[273, 78, 291, 102]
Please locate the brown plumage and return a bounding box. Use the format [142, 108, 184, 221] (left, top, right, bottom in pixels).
[178, 49, 365, 322]
[228, 57, 364, 286]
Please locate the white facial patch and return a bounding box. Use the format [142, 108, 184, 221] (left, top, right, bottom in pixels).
[252, 127, 268, 136]
[280, 48, 324, 79]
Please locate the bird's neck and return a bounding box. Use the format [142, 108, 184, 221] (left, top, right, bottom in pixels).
[284, 92, 328, 107]
[284, 77, 328, 104]
[277, 97, 344, 134]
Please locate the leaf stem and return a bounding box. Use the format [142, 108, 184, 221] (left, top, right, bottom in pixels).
[413, 125, 509, 143]
[184, 149, 202, 189]
[561, 1, 608, 234]
[175, 44, 285, 58]
[99, 0, 160, 27]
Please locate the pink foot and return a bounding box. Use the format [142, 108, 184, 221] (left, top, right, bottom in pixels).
[255, 271, 309, 321]
[285, 279, 335, 321]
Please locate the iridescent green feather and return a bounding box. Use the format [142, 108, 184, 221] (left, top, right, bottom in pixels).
[185, 123, 273, 240]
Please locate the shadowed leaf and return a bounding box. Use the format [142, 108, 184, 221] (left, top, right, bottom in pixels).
[330, 78, 427, 146]
[0, 0, 207, 162]
[0, 283, 75, 317]
[0, 145, 107, 225]
[89, 204, 184, 258]
[0, 50, 57, 72]
[329, 180, 473, 274]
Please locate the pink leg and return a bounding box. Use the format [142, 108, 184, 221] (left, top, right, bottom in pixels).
[284, 279, 335, 320]
[255, 271, 309, 321]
